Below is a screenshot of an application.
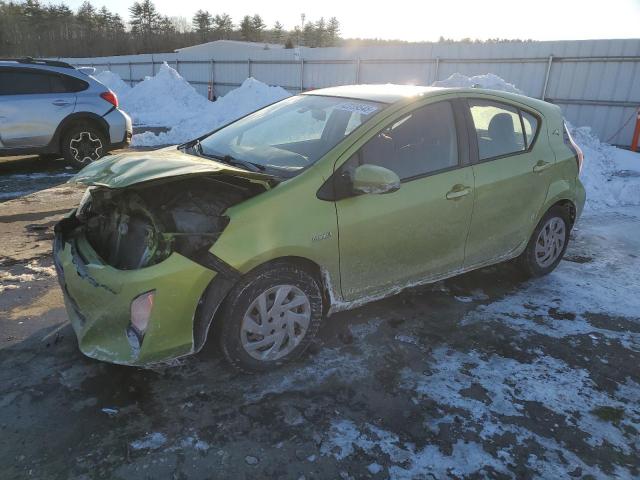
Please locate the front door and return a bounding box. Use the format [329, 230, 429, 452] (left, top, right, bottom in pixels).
[462, 97, 553, 266]
[333, 99, 475, 301]
[0, 68, 76, 148]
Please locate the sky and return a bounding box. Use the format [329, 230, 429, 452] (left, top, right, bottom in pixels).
[59, 0, 640, 42]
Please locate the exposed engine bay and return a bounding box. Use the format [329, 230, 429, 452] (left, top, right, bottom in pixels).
[76, 175, 268, 270]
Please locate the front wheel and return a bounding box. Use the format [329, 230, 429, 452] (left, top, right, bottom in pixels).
[218, 262, 323, 373]
[62, 124, 107, 169]
[517, 206, 571, 278]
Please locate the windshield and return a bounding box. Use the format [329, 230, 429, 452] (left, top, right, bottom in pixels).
[196, 95, 383, 176]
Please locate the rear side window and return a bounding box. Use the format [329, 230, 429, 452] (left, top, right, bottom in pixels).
[0, 69, 87, 95]
[355, 100, 459, 180]
[468, 100, 525, 160]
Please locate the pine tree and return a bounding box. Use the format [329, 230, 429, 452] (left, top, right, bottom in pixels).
[192, 9, 212, 42]
[302, 22, 315, 47]
[271, 21, 284, 44]
[240, 15, 252, 41]
[251, 14, 265, 42]
[327, 17, 340, 46]
[314, 17, 326, 47]
[213, 13, 233, 39]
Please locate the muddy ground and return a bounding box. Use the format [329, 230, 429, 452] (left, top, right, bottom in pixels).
[1, 156, 639, 480]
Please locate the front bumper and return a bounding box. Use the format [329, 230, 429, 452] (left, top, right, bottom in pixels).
[53, 213, 216, 366]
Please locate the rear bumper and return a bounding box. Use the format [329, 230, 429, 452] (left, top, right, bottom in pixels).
[104, 108, 132, 148]
[53, 212, 216, 366]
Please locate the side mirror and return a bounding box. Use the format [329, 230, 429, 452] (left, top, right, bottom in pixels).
[352, 164, 401, 195]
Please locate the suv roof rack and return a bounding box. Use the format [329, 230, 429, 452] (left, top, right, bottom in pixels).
[0, 57, 74, 69]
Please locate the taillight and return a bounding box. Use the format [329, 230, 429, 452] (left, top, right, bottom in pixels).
[563, 124, 583, 173]
[100, 90, 118, 108]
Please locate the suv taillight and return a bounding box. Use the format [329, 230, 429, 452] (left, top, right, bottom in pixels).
[100, 91, 118, 108]
[563, 123, 583, 173]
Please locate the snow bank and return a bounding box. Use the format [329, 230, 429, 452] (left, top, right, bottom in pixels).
[569, 124, 640, 210]
[94, 70, 130, 98]
[433, 73, 523, 94]
[95, 63, 290, 147]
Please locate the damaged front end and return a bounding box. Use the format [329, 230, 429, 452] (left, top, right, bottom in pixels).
[54, 164, 274, 366]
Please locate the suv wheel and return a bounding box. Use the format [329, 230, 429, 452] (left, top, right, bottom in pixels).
[218, 262, 323, 373]
[62, 124, 107, 168]
[518, 206, 571, 278]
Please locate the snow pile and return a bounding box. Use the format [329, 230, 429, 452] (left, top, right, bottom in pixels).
[569, 124, 640, 210]
[94, 70, 130, 98]
[121, 63, 214, 127]
[432, 73, 523, 94]
[96, 63, 290, 146]
[133, 75, 290, 146]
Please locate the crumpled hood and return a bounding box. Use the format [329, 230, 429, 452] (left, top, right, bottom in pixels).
[71, 146, 276, 189]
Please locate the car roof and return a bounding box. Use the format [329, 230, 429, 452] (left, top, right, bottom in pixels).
[302, 84, 441, 103]
[303, 84, 556, 113]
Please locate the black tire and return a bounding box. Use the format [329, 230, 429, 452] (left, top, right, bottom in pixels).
[517, 206, 571, 278]
[62, 123, 108, 169]
[218, 261, 323, 373]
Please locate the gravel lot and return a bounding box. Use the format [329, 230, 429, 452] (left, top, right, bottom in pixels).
[1, 156, 639, 480]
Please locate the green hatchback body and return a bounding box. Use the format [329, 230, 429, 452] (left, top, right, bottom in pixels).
[53, 85, 586, 371]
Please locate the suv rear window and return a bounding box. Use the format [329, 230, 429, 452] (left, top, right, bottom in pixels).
[0, 69, 88, 95]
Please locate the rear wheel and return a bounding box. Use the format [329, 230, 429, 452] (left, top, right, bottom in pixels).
[62, 124, 107, 169]
[517, 206, 571, 278]
[218, 262, 323, 373]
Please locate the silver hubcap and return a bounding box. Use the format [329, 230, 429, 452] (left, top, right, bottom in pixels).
[241, 285, 311, 361]
[70, 131, 103, 164]
[535, 217, 566, 268]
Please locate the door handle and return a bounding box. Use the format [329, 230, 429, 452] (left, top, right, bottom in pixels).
[533, 160, 552, 173]
[446, 185, 471, 200]
[52, 100, 71, 106]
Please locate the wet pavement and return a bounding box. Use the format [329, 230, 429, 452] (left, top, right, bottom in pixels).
[0, 180, 639, 479]
[0, 156, 75, 202]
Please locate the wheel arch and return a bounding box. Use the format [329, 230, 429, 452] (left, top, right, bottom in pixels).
[192, 255, 333, 354]
[52, 112, 110, 153]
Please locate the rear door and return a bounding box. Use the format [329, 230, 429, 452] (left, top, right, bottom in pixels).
[333, 98, 475, 301]
[462, 96, 553, 267]
[0, 67, 78, 148]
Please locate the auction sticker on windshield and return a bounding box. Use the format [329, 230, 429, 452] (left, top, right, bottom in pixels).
[334, 103, 379, 115]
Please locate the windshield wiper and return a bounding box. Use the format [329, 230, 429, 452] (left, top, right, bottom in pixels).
[204, 153, 265, 172]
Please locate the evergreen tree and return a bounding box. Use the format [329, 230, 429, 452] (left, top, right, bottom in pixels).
[240, 15, 252, 41]
[192, 9, 212, 42]
[251, 14, 265, 42]
[327, 17, 340, 46]
[302, 22, 315, 47]
[271, 21, 284, 44]
[314, 17, 326, 47]
[213, 13, 233, 39]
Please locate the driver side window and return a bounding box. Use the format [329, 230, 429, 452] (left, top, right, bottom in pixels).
[350, 100, 459, 181]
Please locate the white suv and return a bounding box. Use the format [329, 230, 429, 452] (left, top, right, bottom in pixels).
[0, 57, 132, 168]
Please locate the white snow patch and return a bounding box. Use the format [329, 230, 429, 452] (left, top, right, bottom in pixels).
[571, 124, 640, 210]
[321, 419, 509, 479]
[25, 260, 56, 277]
[401, 347, 639, 455]
[433, 72, 523, 94]
[130, 432, 167, 450]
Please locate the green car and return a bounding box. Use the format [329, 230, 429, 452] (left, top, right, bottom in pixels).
[53, 84, 586, 372]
